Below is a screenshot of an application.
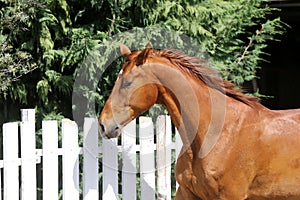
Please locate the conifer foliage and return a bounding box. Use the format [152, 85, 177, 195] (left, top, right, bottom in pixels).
[0, 0, 286, 121]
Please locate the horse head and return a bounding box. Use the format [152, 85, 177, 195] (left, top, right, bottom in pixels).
[98, 44, 159, 138]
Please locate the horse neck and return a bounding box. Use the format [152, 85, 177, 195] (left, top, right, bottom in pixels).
[150, 62, 218, 150]
[148, 60, 263, 158]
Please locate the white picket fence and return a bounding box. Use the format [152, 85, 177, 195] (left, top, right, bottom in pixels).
[0, 109, 182, 200]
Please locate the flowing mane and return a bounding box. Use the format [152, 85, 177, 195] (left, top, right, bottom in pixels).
[133, 47, 259, 106]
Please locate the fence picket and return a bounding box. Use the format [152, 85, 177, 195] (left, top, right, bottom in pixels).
[0, 115, 181, 200]
[3, 122, 19, 200]
[20, 121, 36, 200]
[42, 120, 59, 200]
[62, 119, 80, 200]
[122, 119, 137, 200]
[175, 128, 183, 160]
[156, 115, 172, 200]
[83, 118, 99, 200]
[139, 117, 155, 200]
[175, 129, 182, 189]
[102, 137, 118, 200]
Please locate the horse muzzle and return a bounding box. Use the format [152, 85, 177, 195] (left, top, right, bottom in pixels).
[98, 121, 121, 139]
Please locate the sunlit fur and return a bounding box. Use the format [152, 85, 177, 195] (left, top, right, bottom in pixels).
[99, 44, 300, 200]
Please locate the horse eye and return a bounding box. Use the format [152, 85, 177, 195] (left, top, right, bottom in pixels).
[121, 80, 132, 88]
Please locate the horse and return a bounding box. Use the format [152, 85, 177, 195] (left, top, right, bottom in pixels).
[98, 44, 300, 200]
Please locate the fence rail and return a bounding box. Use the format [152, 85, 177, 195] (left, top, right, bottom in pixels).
[0, 109, 182, 200]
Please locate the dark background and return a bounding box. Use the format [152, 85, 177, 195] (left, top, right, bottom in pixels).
[259, 0, 300, 109]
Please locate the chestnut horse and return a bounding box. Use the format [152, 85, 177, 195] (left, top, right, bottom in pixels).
[99, 44, 300, 200]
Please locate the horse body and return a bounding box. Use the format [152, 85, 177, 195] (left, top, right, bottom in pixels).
[176, 106, 300, 200]
[246, 109, 300, 199]
[99, 44, 300, 200]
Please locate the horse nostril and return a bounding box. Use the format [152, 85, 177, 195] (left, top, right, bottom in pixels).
[100, 123, 105, 133]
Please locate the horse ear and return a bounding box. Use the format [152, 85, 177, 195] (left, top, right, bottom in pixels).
[120, 43, 131, 57]
[137, 45, 151, 66]
[146, 42, 151, 49]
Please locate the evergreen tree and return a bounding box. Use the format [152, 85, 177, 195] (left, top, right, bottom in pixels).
[0, 0, 287, 122]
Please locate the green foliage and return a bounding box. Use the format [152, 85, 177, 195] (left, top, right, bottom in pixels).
[0, 0, 287, 120]
[220, 18, 287, 84]
[0, 0, 38, 100]
[142, 0, 287, 86]
[0, 40, 36, 98]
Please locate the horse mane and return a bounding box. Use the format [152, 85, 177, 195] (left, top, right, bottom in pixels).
[135, 47, 259, 107]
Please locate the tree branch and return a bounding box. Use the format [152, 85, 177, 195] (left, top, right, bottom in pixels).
[237, 27, 264, 65]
